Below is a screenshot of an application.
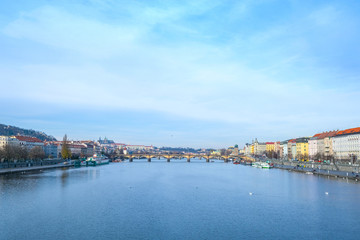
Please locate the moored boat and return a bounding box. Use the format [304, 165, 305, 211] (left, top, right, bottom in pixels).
[86, 154, 110, 166]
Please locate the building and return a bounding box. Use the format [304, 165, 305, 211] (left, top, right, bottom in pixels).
[266, 142, 275, 152]
[308, 133, 321, 161]
[232, 144, 239, 155]
[317, 131, 338, 160]
[68, 144, 83, 158]
[14, 136, 44, 150]
[280, 140, 288, 160]
[332, 127, 360, 162]
[287, 139, 296, 160]
[244, 143, 252, 155]
[0, 136, 20, 148]
[296, 137, 309, 161]
[44, 143, 58, 158]
[274, 141, 281, 157]
[253, 139, 266, 155]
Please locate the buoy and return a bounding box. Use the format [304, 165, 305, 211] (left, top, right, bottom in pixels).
[325, 192, 329, 195]
[249, 192, 253, 195]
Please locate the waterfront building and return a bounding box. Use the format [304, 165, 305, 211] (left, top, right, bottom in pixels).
[274, 141, 281, 157]
[44, 143, 58, 158]
[308, 133, 321, 161]
[317, 131, 338, 160]
[332, 127, 360, 162]
[287, 139, 296, 160]
[266, 142, 275, 152]
[289, 140, 297, 160]
[14, 136, 44, 150]
[0, 136, 20, 148]
[232, 144, 239, 155]
[280, 141, 288, 160]
[68, 144, 83, 158]
[296, 137, 309, 161]
[244, 143, 252, 155]
[251, 144, 254, 155]
[254, 139, 266, 155]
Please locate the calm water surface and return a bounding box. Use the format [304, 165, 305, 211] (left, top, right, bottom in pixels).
[1, 160, 360, 240]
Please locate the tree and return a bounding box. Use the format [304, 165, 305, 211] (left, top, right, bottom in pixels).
[0, 147, 4, 162]
[61, 134, 72, 159]
[29, 146, 45, 160]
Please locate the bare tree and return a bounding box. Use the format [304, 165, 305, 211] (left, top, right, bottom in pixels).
[0, 147, 4, 162]
[29, 146, 45, 160]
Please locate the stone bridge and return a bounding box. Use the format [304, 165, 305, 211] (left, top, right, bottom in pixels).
[116, 153, 249, 163]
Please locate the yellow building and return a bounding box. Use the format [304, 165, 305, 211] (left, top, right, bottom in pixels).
[266, 142, 275, 152]
[296, 137, 309, 161]
[251, 144, 254, 154]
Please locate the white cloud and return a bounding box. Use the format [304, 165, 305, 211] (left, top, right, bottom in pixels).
[1, 2, 360, 145]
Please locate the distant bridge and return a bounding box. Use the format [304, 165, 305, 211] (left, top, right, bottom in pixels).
[116, 153, 255, 163]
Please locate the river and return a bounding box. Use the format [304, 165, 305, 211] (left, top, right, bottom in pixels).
[1, 159, 360, 240]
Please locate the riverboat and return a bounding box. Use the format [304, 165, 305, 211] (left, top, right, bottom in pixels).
[86, 154, 110, 166]
[252, 162, 273, 169]
[260, 162, 273, 169]
[252, 162, 262, 168]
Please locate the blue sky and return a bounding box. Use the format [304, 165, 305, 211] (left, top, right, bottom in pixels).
[1, 0, 360, 148]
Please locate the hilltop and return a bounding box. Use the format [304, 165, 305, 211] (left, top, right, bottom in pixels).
[0, 124, 57, 141]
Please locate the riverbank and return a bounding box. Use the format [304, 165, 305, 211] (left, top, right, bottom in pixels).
[0, 162, 74, 175]
[269, 160, 360, 181]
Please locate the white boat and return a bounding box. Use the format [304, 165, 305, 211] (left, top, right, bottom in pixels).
[260, 162, 272, 169]
[252, 162, 273, 169]
[86, 154, 109, 166]
[252, 162, 262, 168]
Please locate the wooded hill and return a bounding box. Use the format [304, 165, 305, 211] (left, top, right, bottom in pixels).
[0, 124, 57, 141]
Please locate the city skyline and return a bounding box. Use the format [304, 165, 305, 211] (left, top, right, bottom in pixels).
[1, 0, 360, 148]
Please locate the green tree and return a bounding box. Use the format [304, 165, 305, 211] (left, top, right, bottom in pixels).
[61, 134, 72, 159]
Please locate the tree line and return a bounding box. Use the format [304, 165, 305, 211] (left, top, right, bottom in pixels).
[0, 134, 73, 162]
[0, 145, 46, 162]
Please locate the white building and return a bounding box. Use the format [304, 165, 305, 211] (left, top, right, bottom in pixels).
[253, 139, 266, 155]
[0, 136, 20, 148]
[332, 127, 360, 162]
[280, 141, 288, 160]
[308, 134, 320, 160]
[244, 143, 252, 155]
[44, 143, 58, 158]
[15, 136, 44, 150]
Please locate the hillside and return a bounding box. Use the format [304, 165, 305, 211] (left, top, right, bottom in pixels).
[0, 124, 57, 141]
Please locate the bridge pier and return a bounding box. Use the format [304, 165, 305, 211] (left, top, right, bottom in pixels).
[224, 159, 228, 163]
[129, 158, 133, 162]
[187, 158, 190, 162]
[167, 158, 170, 162]
[148, 158, 151, 162]
[206, 158, 209, 163]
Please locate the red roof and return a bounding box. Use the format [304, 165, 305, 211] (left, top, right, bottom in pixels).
[288, 139, 296, 143]
[15, 136, 43, 143]
[313, 133, 321, 138]
[336, 127, 360, 136]
[318, 131, 338, 139]
[68, 144, 84, 148]
[266, 142, 275, 144]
